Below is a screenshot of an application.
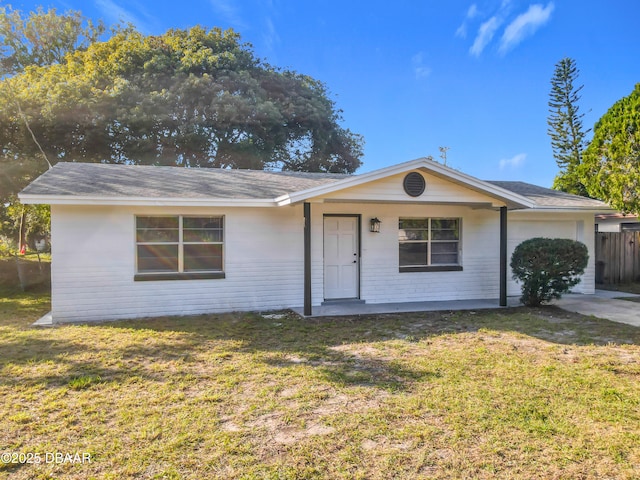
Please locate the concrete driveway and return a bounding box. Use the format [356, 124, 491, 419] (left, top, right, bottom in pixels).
[554, 290, 640, 327]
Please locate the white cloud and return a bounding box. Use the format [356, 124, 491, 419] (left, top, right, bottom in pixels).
[95, 0, 152, 31]
[411, 52, 432, 79]
[455, 24, 467, 39]
[455, 3, 479, 38]
[470, 16, 502, 57]
[209, 0, 248, 29]
[499, 2, 555, 54]
[414, 66, 432, 79]
[499, 153, 527, 169]
[263, 17, 280, 53]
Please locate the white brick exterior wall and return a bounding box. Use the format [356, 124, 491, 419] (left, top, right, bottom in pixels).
[51, 205, 305, 322]
[48, 171, 596, 322]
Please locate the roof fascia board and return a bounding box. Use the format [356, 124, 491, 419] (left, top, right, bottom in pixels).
[322, 198, 499, 208]
[18, 194, 277, 208]
[512, 207, 613, 214]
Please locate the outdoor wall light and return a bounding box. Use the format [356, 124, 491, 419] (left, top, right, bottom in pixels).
[370, 217, 381, 233]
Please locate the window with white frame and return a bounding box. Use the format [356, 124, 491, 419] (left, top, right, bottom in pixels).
[398, 218, 461, 271]
[135, 216, 224, 279]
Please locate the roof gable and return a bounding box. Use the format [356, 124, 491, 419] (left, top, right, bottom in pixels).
[276, 158, 535, 209]
[306, 170, 512, 207]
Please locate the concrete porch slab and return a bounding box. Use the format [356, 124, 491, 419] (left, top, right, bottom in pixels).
[292, 297, 522, 317]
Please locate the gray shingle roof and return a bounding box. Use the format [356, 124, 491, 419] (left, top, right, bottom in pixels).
[20, 162, 610, 210]
[487, 181, 608, 209]
[20, 162, 350, 199]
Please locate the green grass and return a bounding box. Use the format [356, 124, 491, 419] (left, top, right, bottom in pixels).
[1, 287, 640, 479]
[599, 282, 640, 302]
[617, 297, 640, 303]
[0, 256, 51, 293]
[599, 282, 640, 295]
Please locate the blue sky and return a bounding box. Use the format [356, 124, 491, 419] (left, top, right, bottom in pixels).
[11, 0, 640, 186]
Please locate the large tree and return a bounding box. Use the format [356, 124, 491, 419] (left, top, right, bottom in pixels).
[547, 57, 590, 195]
[0, 26, 362, 176]
[0, 23, 364, 249]
[580, 84, 640, 213]
[1, 6, 106, 193]
[0, 6, 105, 250]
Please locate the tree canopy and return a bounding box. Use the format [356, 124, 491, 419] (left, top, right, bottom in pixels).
[0, 5, 105, 76]
[580, 83, 640, 213]
[547, 57, 589, 195]
[1, 6, 107, 198]
[1, 5, 107, 251]
[0, 20, 364, 250]
[1, 26, 362, 182]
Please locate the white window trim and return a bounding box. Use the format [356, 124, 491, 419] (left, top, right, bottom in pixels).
[399, 217, 462, 272]
[134, 215, 225, 281]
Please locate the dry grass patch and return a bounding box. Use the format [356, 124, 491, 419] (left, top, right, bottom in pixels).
[1, 287, 640, 479]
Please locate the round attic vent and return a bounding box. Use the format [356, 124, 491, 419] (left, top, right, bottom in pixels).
[403, 172, 426, 197]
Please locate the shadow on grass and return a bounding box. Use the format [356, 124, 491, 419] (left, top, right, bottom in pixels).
[0, 332, 203, 389]
[107, 306, 640, 348]
[88, 305, 640, 391]
[3, 294, 640, 393]
[260, 344, 442, 391]
[0, 286, 51, 329]
[0, 291, 203, 390]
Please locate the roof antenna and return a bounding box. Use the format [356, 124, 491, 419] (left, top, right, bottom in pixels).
[439, 146, 450, 166]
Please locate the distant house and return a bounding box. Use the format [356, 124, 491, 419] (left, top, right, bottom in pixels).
[596, 212, 640, 232]
[20, 158, 610, 323]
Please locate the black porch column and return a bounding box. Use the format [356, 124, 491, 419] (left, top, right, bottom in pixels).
[499, 206, 507, 307]
[304, 202, 312, 316]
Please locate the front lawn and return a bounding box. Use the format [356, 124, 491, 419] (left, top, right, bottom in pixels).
[1, 288, 640, 479]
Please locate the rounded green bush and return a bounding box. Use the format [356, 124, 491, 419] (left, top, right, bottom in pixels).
[510, 238, 589, 307]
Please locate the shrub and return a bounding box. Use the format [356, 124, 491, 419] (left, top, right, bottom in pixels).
[0, 237, 15, 257]
[510, 238, 589, 307]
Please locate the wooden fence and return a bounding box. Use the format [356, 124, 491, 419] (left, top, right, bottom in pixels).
[595, 231, 640, 284]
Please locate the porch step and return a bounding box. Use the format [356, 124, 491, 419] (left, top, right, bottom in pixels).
[321, 299, 366, 306]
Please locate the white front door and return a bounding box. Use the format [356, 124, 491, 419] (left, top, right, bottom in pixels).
[324, 216, 359, 300]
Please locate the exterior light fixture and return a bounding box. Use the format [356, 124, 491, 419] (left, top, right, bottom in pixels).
[370, 217, 381, 233]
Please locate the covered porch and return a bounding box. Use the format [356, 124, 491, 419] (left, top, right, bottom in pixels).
[301, 201, 512, 316]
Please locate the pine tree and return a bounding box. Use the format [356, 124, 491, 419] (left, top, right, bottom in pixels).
[547, 57, 590, 195]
